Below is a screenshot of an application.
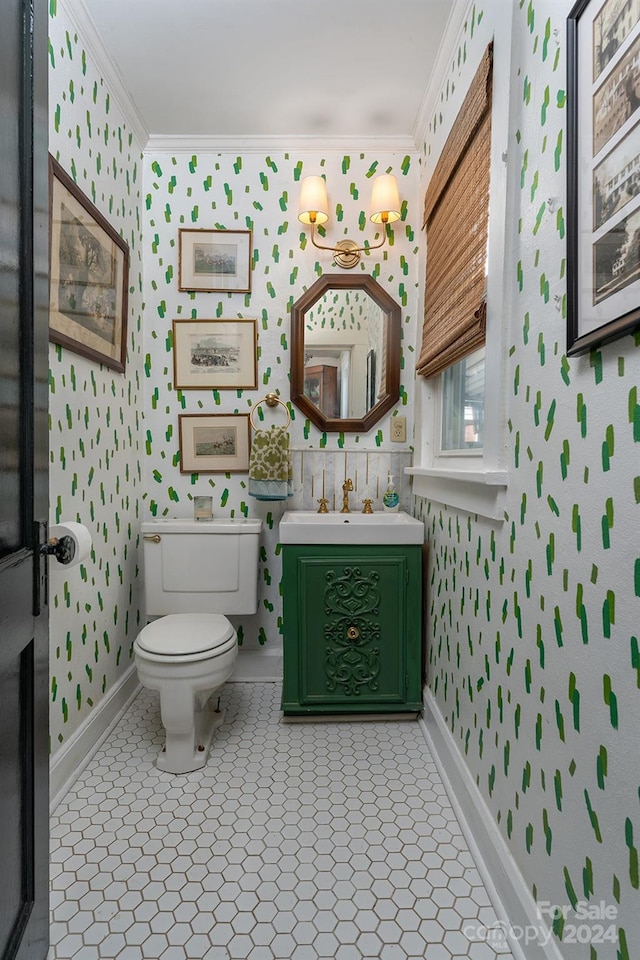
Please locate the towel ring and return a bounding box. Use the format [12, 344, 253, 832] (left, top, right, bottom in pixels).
[250, 392, 291, 430]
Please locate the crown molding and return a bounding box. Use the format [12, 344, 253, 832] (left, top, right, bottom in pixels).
[144, 134, 419, 156]
[412, 0, 470, 152]
[59, 0, 150, 151]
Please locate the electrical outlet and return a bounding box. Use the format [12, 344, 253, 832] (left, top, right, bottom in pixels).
[391, 416, 406, 442]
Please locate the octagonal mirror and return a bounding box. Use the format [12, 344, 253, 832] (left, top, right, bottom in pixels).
[290, 274, 401, 433]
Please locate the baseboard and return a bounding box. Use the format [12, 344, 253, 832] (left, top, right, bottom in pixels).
[281, 712, 419, 723]
[50, 665, 141, 812]
[420, 690, 565, 960]
[231, 647, 283, 682]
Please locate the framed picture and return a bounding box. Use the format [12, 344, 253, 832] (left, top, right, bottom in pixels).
[49, 155, 129, 372]
[366, 348, 376, 411]
[567, 0, 640, 355]
[173, 318, 257, 390]
[178, 413, 250, 473]
[178, 228, 252, 293]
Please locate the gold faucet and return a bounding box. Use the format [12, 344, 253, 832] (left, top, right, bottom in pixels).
[340, 478, 354, 513]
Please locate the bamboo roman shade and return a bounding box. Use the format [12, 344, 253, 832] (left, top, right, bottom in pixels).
[416, 43, 494, 379]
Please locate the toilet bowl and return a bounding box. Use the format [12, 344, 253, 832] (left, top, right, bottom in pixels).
[134, 613, 238, 774]
[134, 518, 262, 774]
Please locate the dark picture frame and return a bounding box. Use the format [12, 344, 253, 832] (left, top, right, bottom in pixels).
[172, 318, 257, 390]
[178, 413, 251, 473]
[48, 155, 129, 372]
[178, 228, 252, 293]
[567, 0, 640, 355]
[366, 348, 376, 411]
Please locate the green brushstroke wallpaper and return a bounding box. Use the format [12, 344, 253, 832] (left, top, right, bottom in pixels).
[142, 151, 419, 647]
[48, 5, 144, 753]
[46, 2, 640, 953]
[416, 2, 640, 957]
[47, 3, 420, 746]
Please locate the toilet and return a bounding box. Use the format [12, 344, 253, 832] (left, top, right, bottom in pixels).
[134, 517, 262, 774]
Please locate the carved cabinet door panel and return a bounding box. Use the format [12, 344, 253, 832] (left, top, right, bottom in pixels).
[281, 546, 422, 715]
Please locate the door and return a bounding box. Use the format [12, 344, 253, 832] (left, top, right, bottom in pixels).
[0, 0, 50, 957]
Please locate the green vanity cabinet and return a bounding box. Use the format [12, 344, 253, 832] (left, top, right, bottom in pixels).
[281, 544, 422, 715]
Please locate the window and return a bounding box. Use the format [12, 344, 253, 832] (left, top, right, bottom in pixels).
[440, 347, 485, 452]
[408, 29, 512, 520]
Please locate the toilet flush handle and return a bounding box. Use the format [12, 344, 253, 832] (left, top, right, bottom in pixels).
[143, 534, 161, 543]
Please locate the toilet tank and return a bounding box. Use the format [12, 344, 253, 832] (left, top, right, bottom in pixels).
[141, 518, 262, 616]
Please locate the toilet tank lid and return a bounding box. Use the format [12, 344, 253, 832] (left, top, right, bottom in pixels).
[141, 518, 262, 535]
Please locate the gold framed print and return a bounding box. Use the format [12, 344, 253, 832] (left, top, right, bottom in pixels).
[49, 155, 129, 372]
[178, 228, 252, 293]
[173, 318, 257, 390]
[178, 413, 250, 473]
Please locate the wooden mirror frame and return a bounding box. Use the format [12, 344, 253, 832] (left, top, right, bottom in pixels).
[290, 274, 401, 433]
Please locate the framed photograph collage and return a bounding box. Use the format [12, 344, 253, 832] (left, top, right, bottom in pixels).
[567, 0, 640, 353]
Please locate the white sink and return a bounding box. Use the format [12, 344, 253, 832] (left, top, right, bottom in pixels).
[279, 510, 425, 545]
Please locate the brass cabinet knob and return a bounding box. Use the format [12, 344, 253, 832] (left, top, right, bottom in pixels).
[347, 625, 360, 640]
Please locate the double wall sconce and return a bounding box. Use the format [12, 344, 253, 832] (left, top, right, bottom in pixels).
[297, 174, 401, 269]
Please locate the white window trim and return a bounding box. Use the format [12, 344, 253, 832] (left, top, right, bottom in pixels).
[409, 11, 514, 523]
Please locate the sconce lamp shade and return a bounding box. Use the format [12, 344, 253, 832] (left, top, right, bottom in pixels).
[369, 174, 401, 223]
[298, 176, 329, 225]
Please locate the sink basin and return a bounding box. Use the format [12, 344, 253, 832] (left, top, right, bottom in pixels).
[279, 510, 425, 545]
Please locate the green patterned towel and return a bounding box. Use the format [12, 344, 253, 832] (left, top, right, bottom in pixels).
[248, 426, 293, 501]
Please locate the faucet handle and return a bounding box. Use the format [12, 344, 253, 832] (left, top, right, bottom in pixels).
[361, 499, 374, 514]
[317, 497, 329, 514]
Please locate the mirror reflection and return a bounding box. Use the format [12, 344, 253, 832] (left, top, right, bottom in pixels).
[290, 275, 400, 434]
[303, 288, 386, 420]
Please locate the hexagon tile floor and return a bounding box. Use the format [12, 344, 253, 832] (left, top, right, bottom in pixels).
[49, 682, 513, 960]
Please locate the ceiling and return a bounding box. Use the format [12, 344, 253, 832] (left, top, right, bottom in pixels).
[72, 0, 457, 145]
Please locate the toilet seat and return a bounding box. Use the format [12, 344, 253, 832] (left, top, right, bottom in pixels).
[136, 613, 236, 663]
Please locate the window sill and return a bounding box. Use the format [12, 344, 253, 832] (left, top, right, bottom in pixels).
[406, 466, 507, 521]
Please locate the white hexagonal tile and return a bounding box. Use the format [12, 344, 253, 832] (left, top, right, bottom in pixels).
[419, 918, 446, 942]
[47, 684, 514, 960]
[208, 923, 235, 947]
[80, 922, 111, 946]
[399, 930, 428, 955]
[270, 932, 297, 957]
[226, 934, 255, 959]
[425, 942, 454, 960]
[141, 935, 169, 958]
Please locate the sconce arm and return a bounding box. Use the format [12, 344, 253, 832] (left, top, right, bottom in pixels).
[309, 221, 389, 256]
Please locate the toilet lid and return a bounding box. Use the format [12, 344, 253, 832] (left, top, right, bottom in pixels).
[136, 613, 235, 657]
